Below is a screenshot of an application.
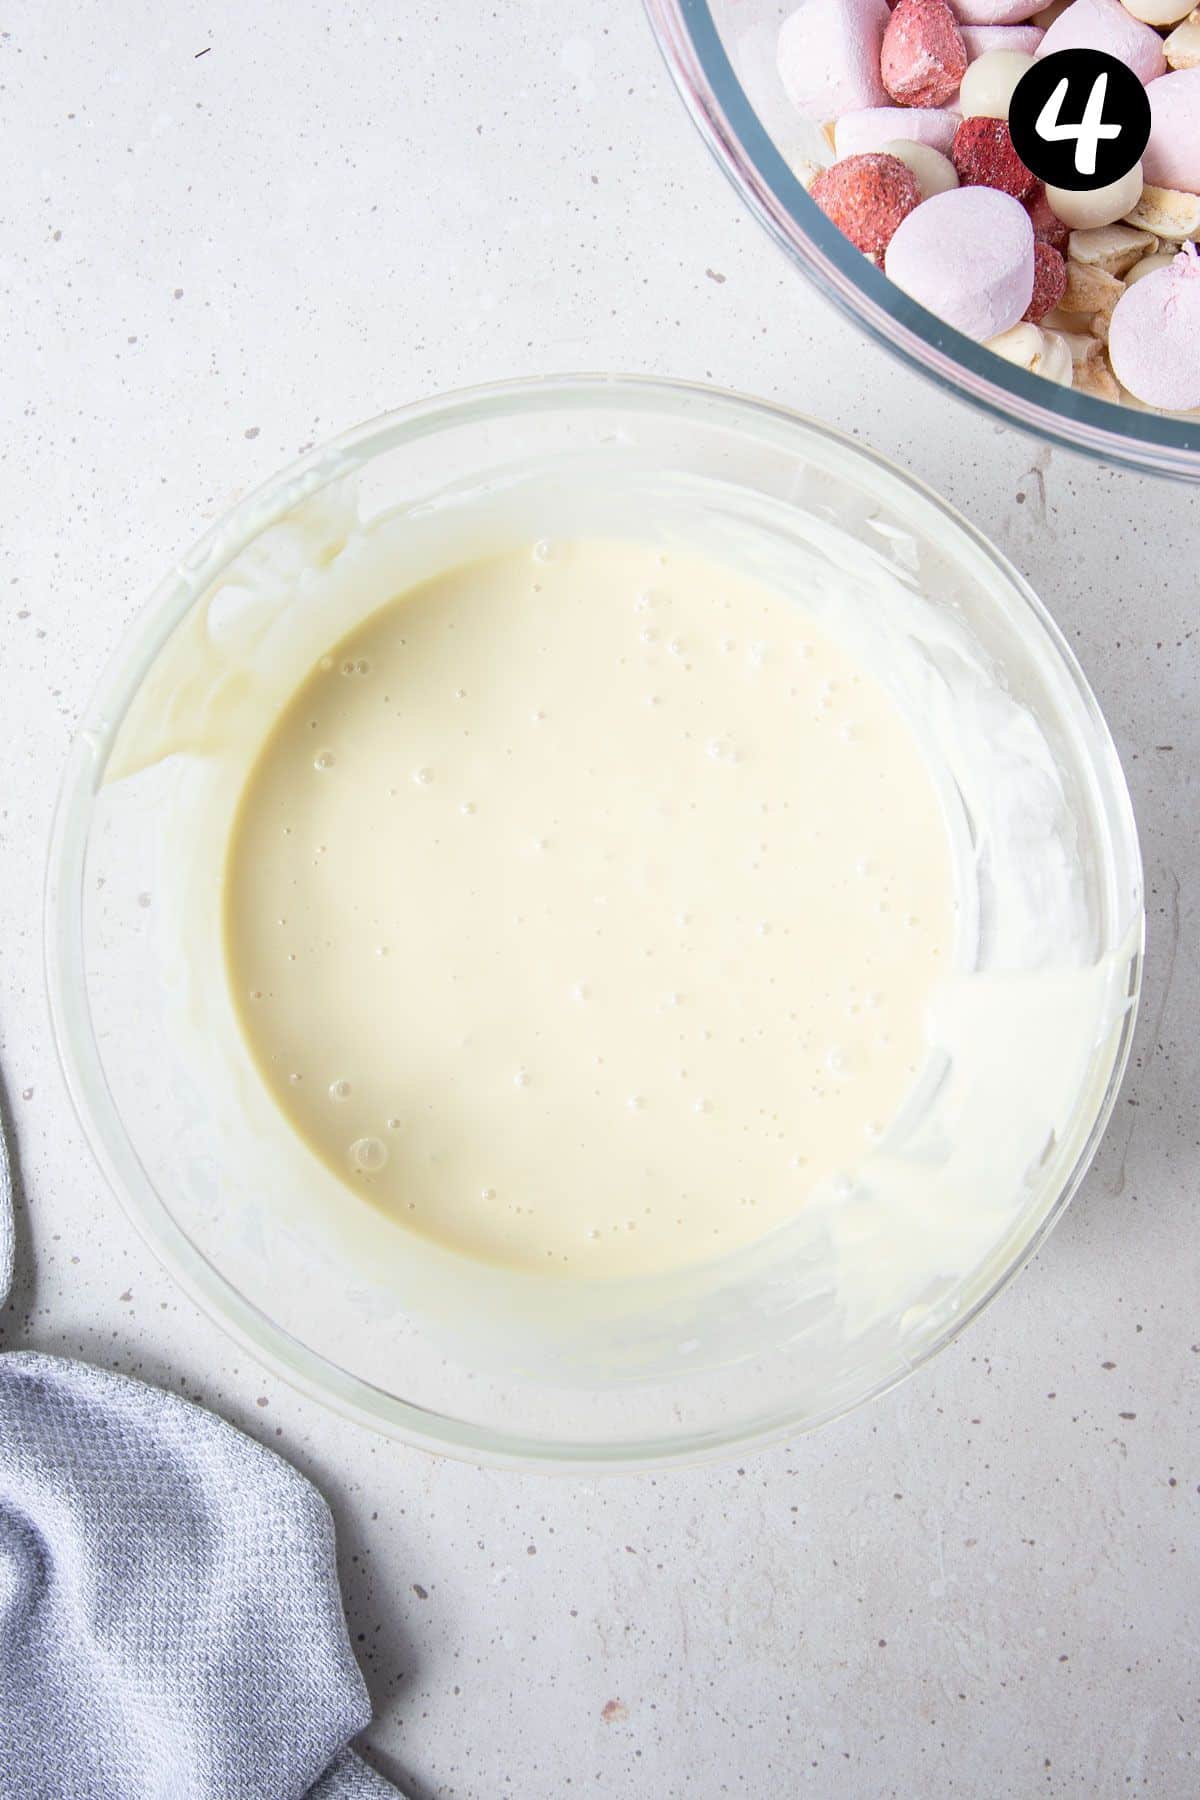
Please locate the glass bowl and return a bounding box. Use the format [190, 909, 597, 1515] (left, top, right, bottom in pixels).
[645, 0, 1200, 480]
[46, 376, 1142, 1471]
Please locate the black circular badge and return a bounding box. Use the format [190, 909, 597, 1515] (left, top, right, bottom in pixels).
[1009, 49, 1151, 192]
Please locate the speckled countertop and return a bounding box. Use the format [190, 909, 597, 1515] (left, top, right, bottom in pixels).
[2, 5, 1196, 1796]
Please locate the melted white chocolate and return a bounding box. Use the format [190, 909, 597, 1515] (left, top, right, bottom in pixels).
[224, 538, 956, 1276]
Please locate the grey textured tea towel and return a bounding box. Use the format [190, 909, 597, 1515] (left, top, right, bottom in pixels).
[0, 1105, 401, 1800]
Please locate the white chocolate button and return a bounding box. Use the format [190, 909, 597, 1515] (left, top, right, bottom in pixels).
[1124, 250, 1177, 285]
[987, 321, 1045, 366]
[985, 320, 1074, 382]
[1044, 162, 1144, 230]
[1120, 0, 1192, 25]
[1124, 180, 1200, 237]
[1165, 15, 1200, 68]
[1067, 223, 1157, 275]
[958, 49, 1038, 118]
[1037, 328, 1075, 384]
[882, 138, 961, 198]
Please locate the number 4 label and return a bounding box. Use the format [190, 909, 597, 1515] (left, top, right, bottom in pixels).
[1010, 50, 1150, 191]
[1035, 73, 1123, 178]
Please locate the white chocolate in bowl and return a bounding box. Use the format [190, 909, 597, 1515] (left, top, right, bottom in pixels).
[222, 540, 955, 1278]
[100, 455, 1134, 1378]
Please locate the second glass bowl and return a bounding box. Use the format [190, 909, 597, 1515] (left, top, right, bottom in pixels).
[46, 376, 1142, 1469]
[645, 0, 1200, 480]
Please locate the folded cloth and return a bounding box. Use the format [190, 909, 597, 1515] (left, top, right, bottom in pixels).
[0, 1108, 400, 1800]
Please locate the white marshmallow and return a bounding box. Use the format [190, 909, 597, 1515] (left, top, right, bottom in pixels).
[777, 0, 891, 119]
[1035, 0, 1167, 85]
[1108, 244, 1200, 407]
[1144, 70, 1200, 192]
[835, 106, 960, 157]
[885, 185, 1035, 337]
[952, 0, 1043, 22]
[960, 25, 1044, 55]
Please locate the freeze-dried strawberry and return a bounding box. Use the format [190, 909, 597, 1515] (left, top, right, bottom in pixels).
[1025, 183, 1070, 252]
[951, 116, 1036, 201]
[1023, 242, 1068, 322]
[810, 152, 922, 254]
[881, 0, 968, 108]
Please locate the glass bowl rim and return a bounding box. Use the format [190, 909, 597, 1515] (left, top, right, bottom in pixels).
[642, 0, 1200, 482]
[44, 372, 1144, 1473]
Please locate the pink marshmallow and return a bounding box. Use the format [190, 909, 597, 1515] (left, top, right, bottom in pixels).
[960, 23, 1045, 53]
[777, 0, 891, 120]
[834, 106, 960, 157]
[1035, 0, 1166, 86]
[885, 185, 1035, 337]
[950, 0, 1042, 24]
[1144, 70, 1200, 194]
[1108, 244, 1200, 409]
